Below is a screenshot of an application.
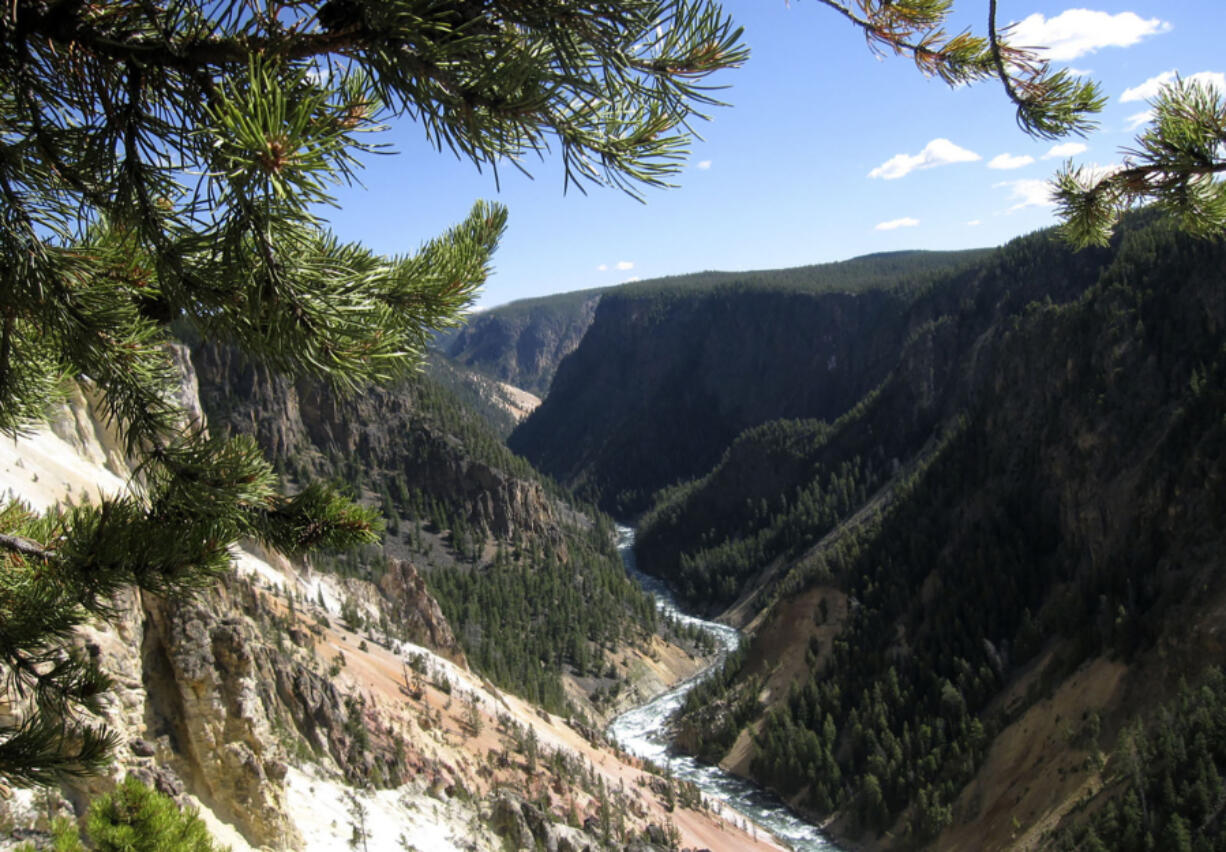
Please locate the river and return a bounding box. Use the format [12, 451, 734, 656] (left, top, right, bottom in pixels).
[607, 526, 843, 851]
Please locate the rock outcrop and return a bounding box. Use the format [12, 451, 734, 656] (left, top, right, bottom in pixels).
[374, 558, 465, 663]
[191, 342, 564, 545]
[438, 291, 604, 396]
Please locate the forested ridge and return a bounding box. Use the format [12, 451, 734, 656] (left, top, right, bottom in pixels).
[190, 342, 658, 718]
[644, 216, 1226, 848]
[508, 249, 989, 516]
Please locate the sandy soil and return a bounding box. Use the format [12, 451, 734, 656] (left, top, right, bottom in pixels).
[0, 425, 130, 512]
[241, 564, 787, 850]
[940, 657, 1127, 852]
[495, 382, 541, 422]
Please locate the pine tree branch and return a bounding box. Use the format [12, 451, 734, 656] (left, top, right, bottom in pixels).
[0, 532, 50, 561]
[813, 0, 948, 65]
[985, 0, 1017, 105]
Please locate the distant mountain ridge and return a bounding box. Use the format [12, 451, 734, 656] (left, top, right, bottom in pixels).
[505, 248, 992, 515]
[436, 288, 607, 395]
[437, 249, 992, 401]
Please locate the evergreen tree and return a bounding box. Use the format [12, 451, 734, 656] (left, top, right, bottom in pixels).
[1055, 77, 1226, 246]
[86, 776, 223, 852]
[0, 0, 745, 787]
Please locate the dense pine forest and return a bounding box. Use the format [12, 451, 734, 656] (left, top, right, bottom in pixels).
[499, 213, 1226, 848]
[508, 249, 990, 517]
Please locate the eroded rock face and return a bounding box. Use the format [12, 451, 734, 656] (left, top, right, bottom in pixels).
[376, 559, 465, 664]
[141, 586, 302, 849]
[191, 342, 566, 546]
[439, 293, 603, 396]
[490, 792, 603, 852]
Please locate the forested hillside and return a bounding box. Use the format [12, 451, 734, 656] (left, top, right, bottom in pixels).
[507, 249, 989, 515]
[644, 217, 1226, 849]
[189, 343, 658, 716]
[436, 289, 608, 395]
[493, 213, 1226, 849]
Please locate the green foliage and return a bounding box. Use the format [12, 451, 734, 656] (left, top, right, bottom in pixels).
[12, 816, 85, 852]
[1055, 78, 1226, 246]
[675, 647, 760, 762]
[667, 216, 1226, 838]
[0, 0, 747, 788]
[640, 419, 883, 608]
[818, 0, 1104, 137]
[1058, 670, 1226, 851]
[83, 776, 224, 852]
[423, 355, 520, 440]
[510, 251, 986, 517]
[427, 520, 656, 713]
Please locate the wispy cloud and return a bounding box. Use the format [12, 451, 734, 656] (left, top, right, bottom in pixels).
[1121, 70, 1177, 102]
[1125, 110, 1154, 130]
[1043, 142, 1088, 159]
[1122, 69, 1226, 102]
[696, 160, 712, 170]
[1009, 10, 1170, 61]
[868, 139, 980, 180]
[875, 217, 920, 231]
[597, 260, 636, 272]
[995, 179, 1056, 212]
[966, 220, 982, 226]
[988, 153, 1035, 170]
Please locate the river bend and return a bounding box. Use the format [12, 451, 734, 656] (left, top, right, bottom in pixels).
[607, 526, 842, 851]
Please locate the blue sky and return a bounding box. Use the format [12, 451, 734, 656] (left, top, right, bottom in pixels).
[322, 1, 1225, 310]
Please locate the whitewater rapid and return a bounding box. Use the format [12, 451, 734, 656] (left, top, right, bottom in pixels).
[607, 526, 842, 851]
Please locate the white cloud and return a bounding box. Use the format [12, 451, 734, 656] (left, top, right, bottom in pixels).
[1009, 10, 1170, 61]
[995, 179, 1056, 212]
[1076, 162, 1126, 184]
[1122, 69, 1226, 102]
[696, 160, 712, 170]
[598, 260, 636, 272]
[1066, 67, 1092, 77]
[1121, 70, 1177, 103]
[1043, 142, 1088, 159]
[988, 153, 1035, 170]
[868, 138, 981, 180]
[875, 217, 920, 231]
[966, 220, 982, 226]
[1190, 71, 1226, 93]
[1125, 110, 1153, 130]
[623, 276, 641, 283]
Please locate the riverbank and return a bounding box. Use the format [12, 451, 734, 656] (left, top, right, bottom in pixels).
[608, 526, 842, 851]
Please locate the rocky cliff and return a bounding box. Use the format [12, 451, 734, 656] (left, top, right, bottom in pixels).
[190, 341, 562, 546]
[438, 290, 605, 396]
[509, 282, 913, 516]
[0, 350, 768, 852]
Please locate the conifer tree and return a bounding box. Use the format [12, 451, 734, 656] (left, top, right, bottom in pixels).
[0, 0, 745, 788]
[86, 776, 223, 852]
